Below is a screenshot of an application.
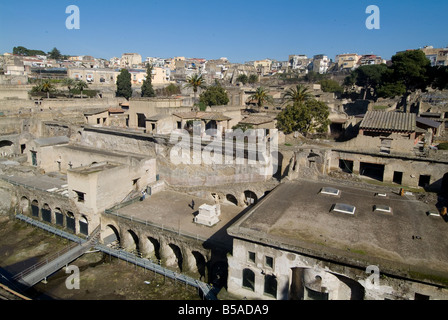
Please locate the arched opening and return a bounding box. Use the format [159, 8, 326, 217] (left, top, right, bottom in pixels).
[103, 225, 121, 248]
[55, 207, 64, 226]
[19, 196, 30, 215]
[242, 268, 255, 291]
[42, 203, 51, 223]
[168, 243, 183, 272]
[66, 211, 76, 233]
[0, 140, 14, 156]
[126, 229, 140, 254]
[147, 237, 161, 260]
[192, 251, 207, 280]
[31, 200, 39, 218]
[79, 215, 88, 235]
[244, 190, 258, 206]
[264, 275, 277, 298]
[226, 194, 238, 206]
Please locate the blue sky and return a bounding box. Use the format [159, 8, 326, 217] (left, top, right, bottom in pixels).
[0, 0, 447, 63]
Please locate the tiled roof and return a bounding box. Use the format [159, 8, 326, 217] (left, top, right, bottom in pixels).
[360, 111, 416, 132]
[239, 115, 276, 125]
[173, 111, 231, 121]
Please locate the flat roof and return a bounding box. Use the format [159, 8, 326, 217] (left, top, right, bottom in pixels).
[68, 161, 122, 174]
[228, 178, 448, 285]
[114, 190, 243, 249]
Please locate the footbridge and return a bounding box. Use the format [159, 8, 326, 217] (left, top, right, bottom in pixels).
[13, 214, 100, 289]
[13, 214, 217, 299]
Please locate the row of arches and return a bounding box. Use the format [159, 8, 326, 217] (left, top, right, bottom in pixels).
[20, 196, 89, 236]
[103, 224, 214, 282]
[213, 190, 261, 207]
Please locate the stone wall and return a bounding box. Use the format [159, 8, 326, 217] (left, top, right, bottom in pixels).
[227, 237, 448, 300]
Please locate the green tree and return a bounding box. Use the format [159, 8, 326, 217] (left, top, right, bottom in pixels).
[199, 83, 229, 106]
[248, 74, 258, 84]
[248, 87, 273, 112]
[376, 81, 407, 98]
[141, 64, 155, 97]
[304, 71, 324, 83]
[389, 50, 431, 94]
[32, 79, 56, 98]
[236, 74, 248, 84]
[13, 46, 46, 56]
[62, 78, 75, 98]
[276, 99, 330, 135]
[282, 84, 313, 105]
[428, 66, 448, 90]
[352, 64, 388, 99]
[116, 69, 132, 100]
[320, 79, 343, 94]
[74, 80, 89, 99]
[185, 73, 206, 104]
[48, 47, 62, 60]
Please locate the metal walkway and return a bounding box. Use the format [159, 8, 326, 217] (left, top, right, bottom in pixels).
[96, 244, 217, 299]
[13, 214, 100, 289]
[13, 214, 217, 300]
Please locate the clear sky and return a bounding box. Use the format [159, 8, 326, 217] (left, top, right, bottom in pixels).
[0, 0, 447, 63]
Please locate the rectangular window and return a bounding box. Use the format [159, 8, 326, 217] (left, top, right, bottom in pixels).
[265, 256, 274, 269]
[248, 251, 255, 263]
[74, 190, 85, 202]
[393, 171, 403, 185]
[419, 175, 431, 188]
[414, 293, 430, 300]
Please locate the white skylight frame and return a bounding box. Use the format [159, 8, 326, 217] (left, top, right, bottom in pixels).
[332, 203, 356, 215]
[373, 204, 392, 213]
[320, 187, 341, 196]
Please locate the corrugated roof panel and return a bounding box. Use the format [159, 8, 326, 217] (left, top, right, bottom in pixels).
[360, 111, 416, 132]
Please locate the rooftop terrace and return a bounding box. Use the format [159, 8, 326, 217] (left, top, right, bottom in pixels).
[113, 190, 244, 249]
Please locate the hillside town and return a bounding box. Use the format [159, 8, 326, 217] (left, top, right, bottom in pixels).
[0, 43, 448, 302]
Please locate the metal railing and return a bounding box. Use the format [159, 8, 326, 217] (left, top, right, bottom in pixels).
[14, 214, 217, 299]
[95, 244, 217, 300]
[12, 242, 79, 282]
[103, 209, 230, 250]
[0, 176, 69, 199]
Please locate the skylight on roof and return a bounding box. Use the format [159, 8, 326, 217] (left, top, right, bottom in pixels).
[332, 203, 356, 215]
[373, 205, 392, 213]
[320, 187, 340, 196]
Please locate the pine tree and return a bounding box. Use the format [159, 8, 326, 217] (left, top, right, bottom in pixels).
[116, 69, 132, 100]
[141, 64, 155, 97]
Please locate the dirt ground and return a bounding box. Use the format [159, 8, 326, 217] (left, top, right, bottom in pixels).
[0, 217, 200, 300]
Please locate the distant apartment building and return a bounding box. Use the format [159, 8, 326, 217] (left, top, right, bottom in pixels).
[288, 55, 311, 73]
[312, 54, 330, 74]
[253, 59, 272, 76]
[336, 53, 360, 71]
[422, 46, 448, 67]
[109, 57, 121, 68]
[68, 68, 119, 84]
[357, 54, 386, 67]
[120, 53, 142, 69]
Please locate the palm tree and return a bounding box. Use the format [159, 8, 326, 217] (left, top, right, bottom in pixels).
[248, 87, 273, 112]
[185, 74, 206, 105]
[40, 79, 55, 99]
[62, 78, 75, 98]
[282, 84, 313, 106]
[74, 80, 89, 99]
